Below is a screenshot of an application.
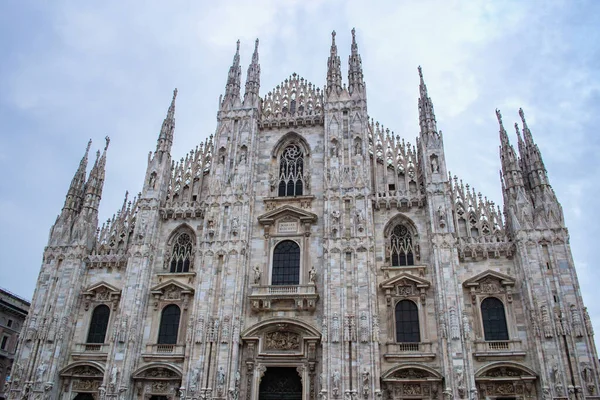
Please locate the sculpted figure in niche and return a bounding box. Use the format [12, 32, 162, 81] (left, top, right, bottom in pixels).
[309, 266, 317, 283]
[253, 265, 261, 284]
[331, 140, 339, 158]
[431, 155, 439, 173]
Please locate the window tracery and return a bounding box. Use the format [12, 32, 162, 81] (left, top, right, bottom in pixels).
[390, 224, 414, 266]
[158, 304, 181, 344]
[481, 297, 509, 341]
[395, 300, 420, 343]
[272, 240, 301, 285]
[87, 305, 110, 344]
[169, 232, 193, 273]
[278, 144, 304, 197]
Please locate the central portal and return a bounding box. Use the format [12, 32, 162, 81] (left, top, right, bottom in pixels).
[259, 367, 303, 400]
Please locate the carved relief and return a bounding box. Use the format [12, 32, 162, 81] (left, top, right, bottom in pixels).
[264, 331, 300, 351]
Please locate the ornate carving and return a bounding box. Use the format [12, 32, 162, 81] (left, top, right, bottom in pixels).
[264, 331, 300, 351]
[141, 367, 179, 379]
[359, 312, 369, 343]
[571, 304, 584, 337]
[584, 307, 594, 336]
[344, 314, 356, 342]
[332, 313, 340, 343]
[540, 304, 553, 338]
[449, 307, 460, 340]
[361, 370, 370, 399]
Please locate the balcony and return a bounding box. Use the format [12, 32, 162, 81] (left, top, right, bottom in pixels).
[142, 344, 186, 361]
[249, 284, 318, 312]
[473, 340, 526, 360]
[71, 343, 110, 361]
[383, 342, 436, 361]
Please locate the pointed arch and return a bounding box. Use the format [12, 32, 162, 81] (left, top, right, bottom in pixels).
[166, 224, 196, 273]
[271, 132, 311, 158]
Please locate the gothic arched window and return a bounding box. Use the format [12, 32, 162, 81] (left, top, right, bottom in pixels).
[158, 304, 181, 344]
[481, 297, 509, 341]
[390, 224, 414, 266]
[272, 240, 301, 285]
[278, 144, 304, 197]
[395, 300, 420, 342]
[87, 304, 110, 344]
[169, 232, 193, 273]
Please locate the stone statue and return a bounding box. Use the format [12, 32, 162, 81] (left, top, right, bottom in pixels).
[309, 266, 317, 283]
[217, 366, 226, 386]
[35, 361, 47, 383]
[253, 265, 261, 284]
[431, 156, 439, 173]
[332, 370, 341, 396]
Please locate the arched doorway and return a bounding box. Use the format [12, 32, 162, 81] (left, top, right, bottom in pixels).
[259, 367, 302, 400]
[73, 394, 95, 400]
[149, 396, 169, 400]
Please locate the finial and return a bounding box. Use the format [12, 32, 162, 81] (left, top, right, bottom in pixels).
[351, 27, 356, 43]
[418, 65, 423, 79]
[104, 136, 110, 150]
[236, 39, 240, 53]
[495, 109, 503, 126]
[173, 88, 178, 100]
[332, 30, 336, 44]
[86, 139, 92, 154]
[514, 122, 522, 137]
[255, 38, 259, 50]
[518, 107, 525, 121]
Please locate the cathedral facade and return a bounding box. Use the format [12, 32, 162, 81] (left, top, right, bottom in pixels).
[7, 30, 600, 400]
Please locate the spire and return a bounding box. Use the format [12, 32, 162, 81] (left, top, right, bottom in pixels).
[62, 139, 92, 214]
[517, 108, 550, 189]
[222, 40, 242, 108]
[243, 38, 261, 106]
[156, 88, 177, 155]
[83, 136, 110, 213]
[326, 31, 342, 96]
[348, 28, 364, 95]
[417, 66, 438, 139]
[497, 109, 524, 192]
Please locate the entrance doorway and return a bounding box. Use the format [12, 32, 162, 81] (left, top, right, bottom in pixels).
[149, 397, 169, 400]
[259, 367, 302, 400]
[73, 394, 95, 400]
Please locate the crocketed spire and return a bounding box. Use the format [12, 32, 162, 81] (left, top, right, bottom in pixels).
[222, 40, 242, 108]
[348, 28, 364, 95]
[243, 39, 261, 106]
[157, 88, 177, 155]
[326, 31, 342, 96]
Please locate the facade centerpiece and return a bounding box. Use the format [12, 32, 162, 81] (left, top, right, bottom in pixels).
[7, 29, 599, 400]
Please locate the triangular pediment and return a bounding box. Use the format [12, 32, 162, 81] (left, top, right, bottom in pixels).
[380, 273, 430, 290]
[257, 205, 318, 225]
[463, 269, 515, 288]
[150, 279, 194, 295]
[83, 281, 121, 297]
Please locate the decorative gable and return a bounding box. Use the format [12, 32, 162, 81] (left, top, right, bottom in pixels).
[380, 274, 431, 306]
[463, 270, 516, 303]
[83, 282, 121, 310]
[150, 280, 194, 310]
[257, 205, 318, 237]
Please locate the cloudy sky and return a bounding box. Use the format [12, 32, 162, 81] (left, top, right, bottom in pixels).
[1, 1, 599, 345]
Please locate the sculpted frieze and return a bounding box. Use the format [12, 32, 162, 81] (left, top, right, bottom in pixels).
[264, 330, 300, 351]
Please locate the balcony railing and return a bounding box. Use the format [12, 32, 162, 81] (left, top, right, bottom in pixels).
[71, 343, 110, 361]
[249, 284, 318, 312]
[473, 340, 526, 359]
[142, 344, 186, 361]
[384, 342, 435, 360]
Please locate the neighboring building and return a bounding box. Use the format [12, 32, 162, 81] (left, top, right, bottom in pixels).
[0, 288, 30, 400]
[7, 30, 600, 400]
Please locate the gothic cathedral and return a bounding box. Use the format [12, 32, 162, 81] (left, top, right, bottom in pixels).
[8, 30, 600, 400]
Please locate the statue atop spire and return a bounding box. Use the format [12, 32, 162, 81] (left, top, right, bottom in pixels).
[156, 88, 177, 156]
[243, 38, 261, 106]
[326, 30, 342, 96]
[62, 139, 92, 214]
[348, 28, 364, 96]
[417, 66, 439, 145]
[496, 109, 524, 194]
[222, 40, 242, 109]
